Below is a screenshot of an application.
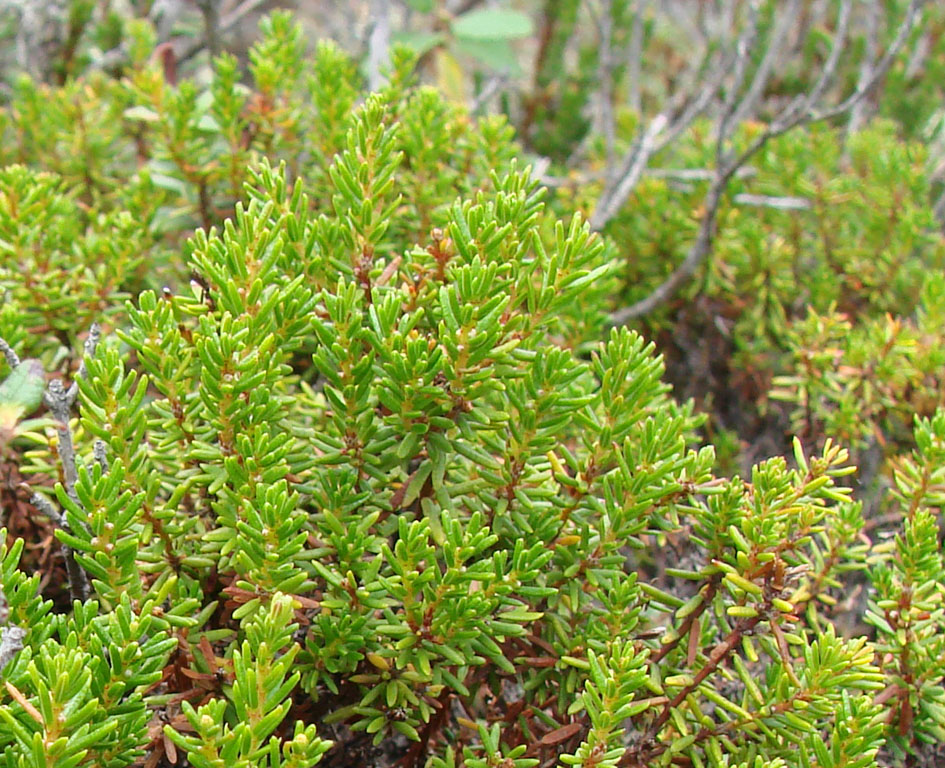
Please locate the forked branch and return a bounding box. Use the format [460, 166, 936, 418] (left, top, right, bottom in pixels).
[606, 0, 928, 326]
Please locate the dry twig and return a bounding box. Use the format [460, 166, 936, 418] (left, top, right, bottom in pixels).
[606, 0, 928, 326]
[2, 325, 101, 602]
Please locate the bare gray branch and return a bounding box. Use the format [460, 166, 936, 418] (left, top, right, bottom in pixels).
[366, 0, 391, 93]
[0, 337, 19, 369]
[607, 0, 928, 325]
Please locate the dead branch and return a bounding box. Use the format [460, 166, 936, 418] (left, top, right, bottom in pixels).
[607, 0, 927, 326]
[3, 325, 101, 602]
[366, 0, 391, 92]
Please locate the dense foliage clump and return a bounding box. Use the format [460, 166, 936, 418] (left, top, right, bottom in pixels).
[0, 6, 945, 768]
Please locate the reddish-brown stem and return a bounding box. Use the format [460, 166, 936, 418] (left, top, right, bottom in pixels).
[655, 614, 762, 735]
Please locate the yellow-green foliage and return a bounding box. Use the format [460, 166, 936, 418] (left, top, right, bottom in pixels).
[0, 10, 944, 768]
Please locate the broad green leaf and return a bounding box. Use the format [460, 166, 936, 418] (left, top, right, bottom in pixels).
[435, 48, 467, 103]
[455, 38, 522, 76]
[451, 8, 533, 41]
[391, 31, 444, 58]
[0, 359, 44, 428]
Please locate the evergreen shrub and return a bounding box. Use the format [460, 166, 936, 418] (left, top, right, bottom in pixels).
[557, 118, 945, 475]
[0, 11, 943, 768]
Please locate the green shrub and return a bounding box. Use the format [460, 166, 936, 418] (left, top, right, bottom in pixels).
[556, 119, 945, 468]
[772, 273, 945, 458]
[1, 11, 945, 768]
